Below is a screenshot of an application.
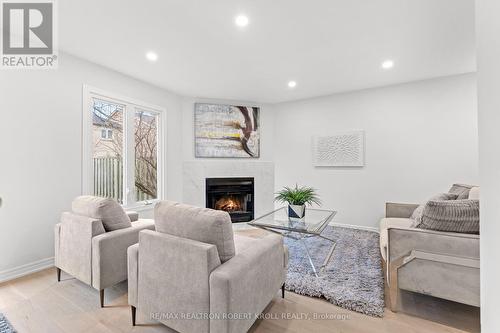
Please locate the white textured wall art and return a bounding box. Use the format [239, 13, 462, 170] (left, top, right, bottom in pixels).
[312, 131, 365, 167]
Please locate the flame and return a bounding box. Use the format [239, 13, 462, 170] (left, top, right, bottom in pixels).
[215, 196, 242, 212]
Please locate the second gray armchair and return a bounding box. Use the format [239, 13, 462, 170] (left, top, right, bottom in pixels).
[380, 185, 480, 312]
[128, 201, 288, 333]
[54, 196, 155, 307]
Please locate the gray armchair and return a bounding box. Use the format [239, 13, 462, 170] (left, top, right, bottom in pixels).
[54, 196, 154, 307]
[381, 202, 480, 311]
[128, 201, 287, 333]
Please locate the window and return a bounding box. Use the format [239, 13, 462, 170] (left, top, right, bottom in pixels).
[92, 98, 125, 203]
[101, 128, 113, 140]
[83, 86, 165, 208]
[135, 109, 159, 201]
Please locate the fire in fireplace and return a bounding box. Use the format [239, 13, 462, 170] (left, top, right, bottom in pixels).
[215, 196, 243, 212]
[206, 177, 254, 222]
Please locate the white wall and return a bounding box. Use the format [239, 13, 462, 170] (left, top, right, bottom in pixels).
[0, 53, 184, 275]
[476, 0, 500, 330]
[273, 74, 478, 228]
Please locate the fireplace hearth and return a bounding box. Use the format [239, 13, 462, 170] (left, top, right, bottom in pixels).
[206, 177, 254, 222]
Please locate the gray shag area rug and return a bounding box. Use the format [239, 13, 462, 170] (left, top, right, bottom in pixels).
[284, 225, 385, 317]
[0, 314, 16, 333]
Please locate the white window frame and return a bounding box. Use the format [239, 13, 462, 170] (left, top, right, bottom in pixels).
[82, 85, 166, 210]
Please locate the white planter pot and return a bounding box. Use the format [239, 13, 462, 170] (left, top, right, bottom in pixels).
[288, 204, 306, 218]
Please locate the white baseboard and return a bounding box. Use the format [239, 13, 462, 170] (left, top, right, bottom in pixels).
[0, 257, 54, 284]
[329, 222, 379, 233]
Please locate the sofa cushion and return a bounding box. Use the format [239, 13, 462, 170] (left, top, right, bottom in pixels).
[234, 234, 258, 254]
[234, 233, 288, 268]
[410, 193, 458, 226]
[154, 201, 235, 262]
[415, 199, 480, 234]
[126, 211, 139, 222]
[72, 195, 131, 232]
[448, 183, 475, 200]
[468, 186, 480, 200]
[379, 217, 413, 261]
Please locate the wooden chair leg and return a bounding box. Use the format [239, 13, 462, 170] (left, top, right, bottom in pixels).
[389, 257, 405, 312]
[56, 268, 61, 282]
[131, 306, 136, 326]
[281, 283, 285, 298]
[99, 289, 104, 308]
[389, 277, 398, 311]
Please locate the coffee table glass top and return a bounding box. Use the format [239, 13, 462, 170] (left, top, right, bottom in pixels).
[248, 207, 337, 234]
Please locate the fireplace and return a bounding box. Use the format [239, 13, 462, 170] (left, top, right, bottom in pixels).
[206, 177, 254, 223]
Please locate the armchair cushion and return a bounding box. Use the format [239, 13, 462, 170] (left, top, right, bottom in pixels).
[234, 233, 289, 267]
[154, 201, 235, 262]
[126, 211, 139, 222]
[468, 186, 480, 200]
[233, 233, 258, 253]
[72, 195, 131, 232]
[379, 218, 413, 261]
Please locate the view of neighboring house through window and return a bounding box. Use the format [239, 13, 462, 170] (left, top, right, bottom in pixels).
[92, 99, 125, 203]
[86, 87, 163, 207]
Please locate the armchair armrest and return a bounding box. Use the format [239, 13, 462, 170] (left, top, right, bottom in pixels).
[55, 212, 105, 285]
[388, 227, 480, 261]
[386, 202, 419, 218]
[127, 243, 139, 307]
[209, 234, 286, 333]
[54, 223, 61, 267]
[91, 220, 154, 290]
[137, 230, 221, 333]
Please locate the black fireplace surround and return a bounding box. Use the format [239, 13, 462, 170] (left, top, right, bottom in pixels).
[206, 177, 254, 223]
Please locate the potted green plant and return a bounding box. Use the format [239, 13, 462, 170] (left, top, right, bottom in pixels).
[274, 185, 321, 218]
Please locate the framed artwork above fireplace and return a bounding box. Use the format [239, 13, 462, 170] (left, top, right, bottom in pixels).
[194, 103, 260, 158]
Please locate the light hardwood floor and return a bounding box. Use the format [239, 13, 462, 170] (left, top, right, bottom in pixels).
[0, 267, 476, 333]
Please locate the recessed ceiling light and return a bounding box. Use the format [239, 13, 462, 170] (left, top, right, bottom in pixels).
[235, 15, 249, 27]
[381, 60, 394, 69]
[288, 81, 297, 88]
[145, 51, 158, 62]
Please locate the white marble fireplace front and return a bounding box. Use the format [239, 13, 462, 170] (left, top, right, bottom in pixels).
[182, 161, 275, 219]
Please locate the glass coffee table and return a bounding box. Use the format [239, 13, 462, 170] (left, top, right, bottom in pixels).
[248, 207, 337, 277]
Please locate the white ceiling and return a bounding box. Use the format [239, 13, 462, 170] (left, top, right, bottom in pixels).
[60, 0, 475, 103]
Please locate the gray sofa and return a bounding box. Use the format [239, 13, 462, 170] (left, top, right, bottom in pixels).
[128, 201, 288, 333]
[54, 196, 155, 307]
[380, 187, 480, 311]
